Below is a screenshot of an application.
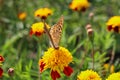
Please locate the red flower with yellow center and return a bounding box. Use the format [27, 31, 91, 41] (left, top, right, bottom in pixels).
[34, 8, 52, 19]
[39, 47, 73, 80]
[69, 0, 90, 12]
[18, 12, 27, 20]
[30, 22, 50, 36]
[106, 16, 120, 33]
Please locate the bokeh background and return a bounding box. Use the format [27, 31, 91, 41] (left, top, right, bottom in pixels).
[0, 0, 120, 80]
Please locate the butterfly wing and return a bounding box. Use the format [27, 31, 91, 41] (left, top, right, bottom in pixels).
[49, 15, 64, 49]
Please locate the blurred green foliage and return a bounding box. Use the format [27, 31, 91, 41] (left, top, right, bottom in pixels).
[0, 0, 120, 80]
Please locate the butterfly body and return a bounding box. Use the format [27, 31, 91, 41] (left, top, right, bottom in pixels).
[49, 15, 64, 49]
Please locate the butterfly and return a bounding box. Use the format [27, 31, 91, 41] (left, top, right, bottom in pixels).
[49, 15, 64, 49]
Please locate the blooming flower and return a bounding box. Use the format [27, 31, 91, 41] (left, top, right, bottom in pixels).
[104, 63, 114, 73]
[106, 72, 120, 80]
[39, 47, 73, 80]
[0, 68, 3, 78]
[69, 0, 90, 12]
[106, 16, 120, 33]
[77, 70, 102, 80]
[30, 22, 50, 36]
[34, 8, 52, 19]
[18, 12, 27, 20]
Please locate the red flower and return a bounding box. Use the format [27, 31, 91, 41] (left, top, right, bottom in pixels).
[0, 68, 3, 78]
[0, 56, 4, 62]
[63, 66, 73, 76]
[51, 70, 61, 80]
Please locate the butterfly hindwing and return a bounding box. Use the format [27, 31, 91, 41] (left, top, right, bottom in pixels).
[49, 15, 64, 49]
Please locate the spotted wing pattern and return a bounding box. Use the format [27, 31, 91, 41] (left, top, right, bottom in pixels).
[49, 15, 64, 49]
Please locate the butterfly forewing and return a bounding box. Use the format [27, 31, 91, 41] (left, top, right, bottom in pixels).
[49, 16, 64, 49]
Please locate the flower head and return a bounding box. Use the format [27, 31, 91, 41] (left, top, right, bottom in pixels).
[69, 0, 90, 12]
[0, 68, 3, 78]
[18, 12, 27, 20]
[0, 56, 4, 63]
[34, 8, 52, 19]
[106, 72, 120, 80]
[30, 22, 50, 36]
[39, 47, 73, 80]
[106, 16, 120, 33]
[77, 70, 102, 80]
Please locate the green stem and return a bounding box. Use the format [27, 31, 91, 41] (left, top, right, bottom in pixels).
[91, 42, 94, 70]
[109, 40, 116, 73]
[79, 51, 87, 69]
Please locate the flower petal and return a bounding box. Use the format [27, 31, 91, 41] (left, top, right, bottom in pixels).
[113, 26, 119, 33]
[0, 56, 4, 62]
[29, 29, 33, 36]
[35, 32, 41, 36]
[0, 68, 3, 78]
[107, 25, 113, 31]
[40, 61, 45, 73]
[63, 66, 73, 76]
[51, 70, 61, 80]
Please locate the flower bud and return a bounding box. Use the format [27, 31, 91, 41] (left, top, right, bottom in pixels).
[85, 24, 94, 42]
[8, 68, 14, 77]
[89, 12, 94, 19]
[87, 28, 93, 35]
[85, 24, 92, 30]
